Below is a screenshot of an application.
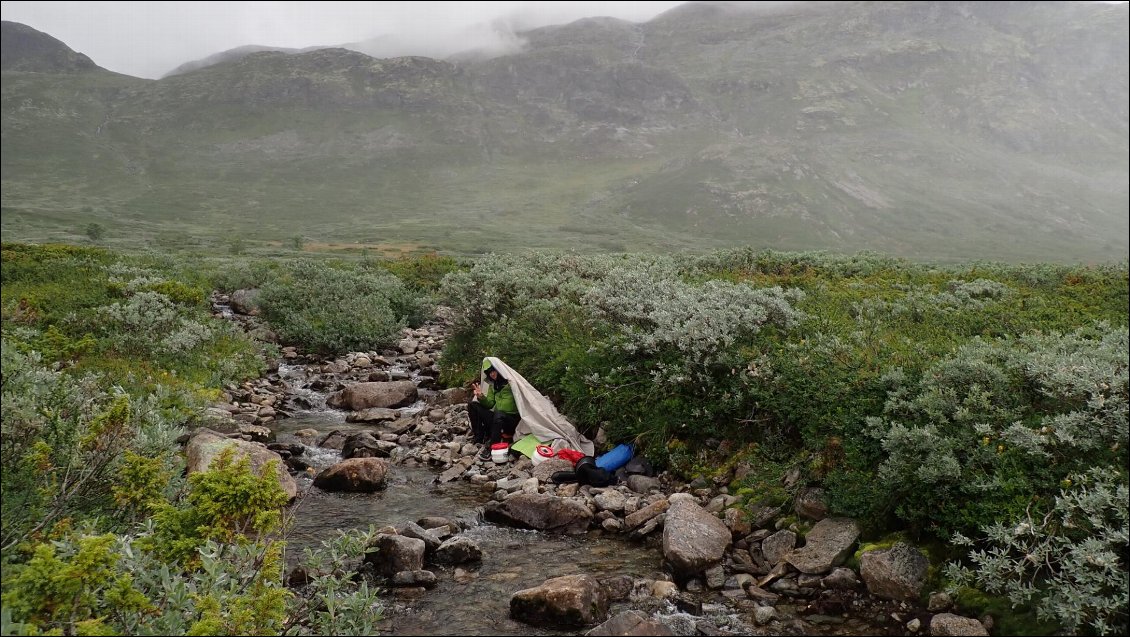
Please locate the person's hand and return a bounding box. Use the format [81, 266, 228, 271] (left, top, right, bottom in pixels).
[472, 382, 482, 398]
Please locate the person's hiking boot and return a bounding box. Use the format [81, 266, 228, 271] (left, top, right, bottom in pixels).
[476, 444, 492, 462]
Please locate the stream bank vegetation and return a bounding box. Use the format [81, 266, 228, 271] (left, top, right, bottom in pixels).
[2, 242, 1126, 634]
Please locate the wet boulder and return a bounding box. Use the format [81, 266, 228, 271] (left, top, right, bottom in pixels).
[786, 517, 860, 574]
[365, 534, 425, 576]
[662, 493, 731, 580]
[327, 381, 418, 410]
[433, 536, 483, 565]
[391, 570, 437, 589]
[313, 457, 389, 492]
[398, 522, 442, 556]
[341, 431, 397, 459]
[483, 493, 592, 534]
[510, 574, 610, 627]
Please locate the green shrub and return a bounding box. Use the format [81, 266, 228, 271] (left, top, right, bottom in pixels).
[372, 252, 463, 292]
[870, 327, 1128, 537]
[258, 260, 427, 354]
[1, 451, 382, 636]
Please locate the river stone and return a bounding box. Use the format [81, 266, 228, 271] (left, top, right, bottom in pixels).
[323, 359, 351, 374]
[586, 610, 675, 636]
[316, 429, 349, 450]
[625, 474, 660, 494]
[484, 493, 592, 534]
[705, 564, 726, 589]
[822, 567, 862, 589]
[384, 417, 416, 436]
[185, 428, 296, 501]
[327, 381, 418, 410]
[860, 542, 930, 602]
[365, 534, 425, 577]
[417, 516, 458, 531]
[786, 517, 859, 574]
[754, 606, 778, 625]
[762, 529, 797, 565]
[929, 613, 990, 636]
[346, 407, 399, 423]
[399, 338, 419, 354]
[510, 574, 610, 627]
[662, 493, 732, 580]
[625, 498, 668, 529]
[433, 536, 483, 565]
[600, 575, 634, 602]
[398, 522, 442, 555]
[391, 570, 436, 589]
[313, 457, 389, 492]
[594, 489, 626, 513]
[341, 432, 381, 459]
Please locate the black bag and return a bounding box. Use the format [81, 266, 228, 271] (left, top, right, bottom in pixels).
[575, 456, 617, 487]
[551, 457, 616, 487]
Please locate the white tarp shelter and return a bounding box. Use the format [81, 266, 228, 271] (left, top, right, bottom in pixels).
[480, 356, 595, 456]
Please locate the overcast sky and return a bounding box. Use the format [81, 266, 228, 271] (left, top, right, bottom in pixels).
[1, 1, 689, 79]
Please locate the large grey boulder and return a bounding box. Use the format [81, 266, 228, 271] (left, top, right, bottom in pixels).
[484, 493, 592, 534]
[786, 517, 860, 574]
[186, 428, 296, 501]
[929, 613, 990, 636]
[860, 542, 930, 602]
[327, 381, 418, 410]
[586, 610, 675, 636]
[365, 534, 425, 577]
[229, 288, 261, 315]
[510, 574, 610, 627]
[312, 457, 389, 492]
[662, 493, 732, 580]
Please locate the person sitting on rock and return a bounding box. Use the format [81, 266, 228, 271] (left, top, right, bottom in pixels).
[469, 359, 520, 461]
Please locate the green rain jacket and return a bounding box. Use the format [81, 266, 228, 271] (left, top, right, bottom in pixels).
[480, 359, 519, 415]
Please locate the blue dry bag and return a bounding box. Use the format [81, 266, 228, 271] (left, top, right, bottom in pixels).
[595, 443, 634, 472]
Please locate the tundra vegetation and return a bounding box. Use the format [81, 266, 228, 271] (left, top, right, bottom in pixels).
[1, 242, 1126, 635]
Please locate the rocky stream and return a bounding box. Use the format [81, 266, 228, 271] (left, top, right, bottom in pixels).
[186, 292, 995, 636]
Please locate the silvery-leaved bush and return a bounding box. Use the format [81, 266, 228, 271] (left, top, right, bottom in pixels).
[946, 468, 1128, 635]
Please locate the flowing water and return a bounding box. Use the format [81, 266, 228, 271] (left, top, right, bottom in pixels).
[263, 355, 904, 637]
[274, 409, 670, 636]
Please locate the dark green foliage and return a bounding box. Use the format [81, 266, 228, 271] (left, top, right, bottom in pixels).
[371, 252, 464, 293]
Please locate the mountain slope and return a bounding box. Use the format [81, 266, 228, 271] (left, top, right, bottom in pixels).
[1, 2, 1127, 261]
